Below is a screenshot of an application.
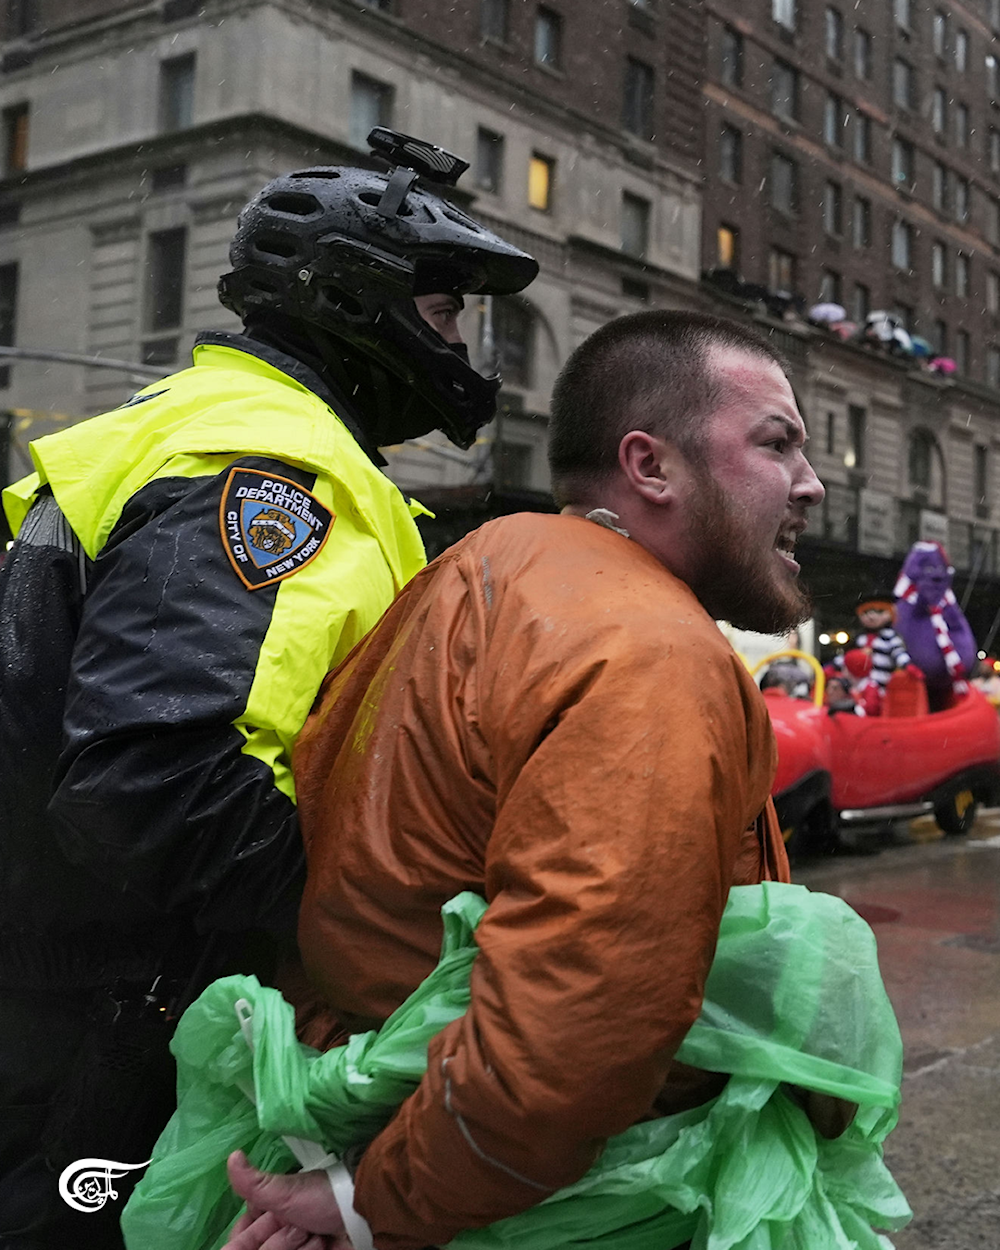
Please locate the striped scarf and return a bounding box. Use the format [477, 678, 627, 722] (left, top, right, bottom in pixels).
[894, 547, 968, 692]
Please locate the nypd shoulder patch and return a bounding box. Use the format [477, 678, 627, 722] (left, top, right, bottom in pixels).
[219, 467, 334, 591]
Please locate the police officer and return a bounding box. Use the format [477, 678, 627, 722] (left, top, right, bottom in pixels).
[0, 130, 537, 1249]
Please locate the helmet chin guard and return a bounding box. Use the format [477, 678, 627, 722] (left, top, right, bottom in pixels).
[219, 130, 538, 448]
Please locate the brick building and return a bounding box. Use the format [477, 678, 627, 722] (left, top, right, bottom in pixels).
[0, 0, 704, 548]
[701, 0, 1000, 640]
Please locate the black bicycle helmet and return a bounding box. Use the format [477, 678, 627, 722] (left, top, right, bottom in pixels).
[219, 130, 539, 449]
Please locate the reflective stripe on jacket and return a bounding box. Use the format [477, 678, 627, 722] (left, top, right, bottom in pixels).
[0, 337, 425, 953]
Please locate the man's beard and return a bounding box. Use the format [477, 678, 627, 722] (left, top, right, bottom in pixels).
[681, 472, 813, 634]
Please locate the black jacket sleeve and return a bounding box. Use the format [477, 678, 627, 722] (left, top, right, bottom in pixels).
[49, 457, 317, 937]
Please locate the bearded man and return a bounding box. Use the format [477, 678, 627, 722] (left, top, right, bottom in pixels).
[221, 311, 827, 1250]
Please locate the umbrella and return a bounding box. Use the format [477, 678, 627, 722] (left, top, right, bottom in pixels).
[865, 310, 900, 342]
[891, 327, 914, 353]
[910, 335, 933, 357]
[808, 303, 847, 324]
[929, 356, 957, 374]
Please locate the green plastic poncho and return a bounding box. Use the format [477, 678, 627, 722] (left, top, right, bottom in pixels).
[122, 883, 911, 1250]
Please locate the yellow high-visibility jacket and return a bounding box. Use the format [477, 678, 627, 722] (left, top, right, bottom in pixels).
[0, 333, 426, 953]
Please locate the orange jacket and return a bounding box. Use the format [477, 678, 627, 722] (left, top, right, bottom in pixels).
[295, 513, 789, 1249]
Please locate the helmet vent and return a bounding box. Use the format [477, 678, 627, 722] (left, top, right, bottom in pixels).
[289, 169, 342, 180]
[442, 206, 482, 232]
[254, 231, 300, 259]
[265, 192, 322, 216]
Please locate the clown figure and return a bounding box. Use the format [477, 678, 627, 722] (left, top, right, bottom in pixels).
[851, 600, 917, 712]
[895, 541, 978, 707]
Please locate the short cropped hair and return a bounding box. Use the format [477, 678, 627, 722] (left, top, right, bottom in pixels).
[548, 310, 787, 507]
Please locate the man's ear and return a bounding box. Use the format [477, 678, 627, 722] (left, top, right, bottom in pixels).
[618, 431, 689, 506]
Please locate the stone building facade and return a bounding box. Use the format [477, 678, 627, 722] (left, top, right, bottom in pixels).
[0, 0, 704, 543]
[4, 0, 1000, 638]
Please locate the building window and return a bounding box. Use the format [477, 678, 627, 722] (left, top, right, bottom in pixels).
[623, 57, 655, 140]
[825, 7, 843, 59]
[481, 0, 509, 41]
[892, 138, 914, 186]
[770, 151, 798, 214]
[956, 103, 969, 148]
[988, 271, 1000, 314]
[853, 196, 872, 247]
[933, 10, 947, 57]
[771, 60, 799, 121]
[528, 153, 554, 211]
[819, 268, 842, 303]
[621, 192, 650, 258]
[773, 0, 795, 31]
[475, 127, 504, 193]
[932, 240, 946, 287]
[823, 180, 843, 235]
[142, 227, 186, 365]
[2, 103, 29, 176]
[933, 162, 948, 212]
[717, 223, 739, 269]
[932, 87, 947, 135]
[991, 198, 1000, 246]
[975, 445, 990, 509]
[769, 246, 796, 293]
[894, 0, 911, 30]
[852, 282, 870, 323]
[720, 26, 744, 87]
[956, 252, 970, 297]
[824, 93, 844, 146]
[825, 411, 836, 456]
[158, 53, 195, 132]
[892, 303, 914, 332]
[0, 261, 17, 389]
[893, 58, 914, 109]
[492, 297, 534, 388]
[990, 130, 1000, 176]
[494, 440, 533, 490]
[910, 431, 936, 491]
[847, 405, 866, 470]
[147, 162, 186, 194]
[956, 29, 968, 72]
[145, 227, 186, 333]
[933, 318, 948, 354]
[956, 328, 970, 373]
[349, 72, 393, 150]
[720, 125, 742, 183]
[892, 219, 912, 269]
[955, 176, 970, 222]
[534, 7, 562, 68]
[854, 112, 872, 163]
[989, 54, 1000, 99]
[988, 352, 1000, 389]
[854, 28, 872, 79]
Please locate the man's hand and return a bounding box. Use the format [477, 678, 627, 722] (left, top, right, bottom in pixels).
[221, 1151, 353, 1250]
[784, 1087, 858, 1139]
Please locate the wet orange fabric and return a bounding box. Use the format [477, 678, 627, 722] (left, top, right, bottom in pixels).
[295, 513, 789, 1250]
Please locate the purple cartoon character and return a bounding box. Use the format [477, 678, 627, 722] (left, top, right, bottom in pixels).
[894, 541, 977, 707]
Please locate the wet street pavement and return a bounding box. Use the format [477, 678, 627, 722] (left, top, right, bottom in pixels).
[795, 815, 1000, 1250]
